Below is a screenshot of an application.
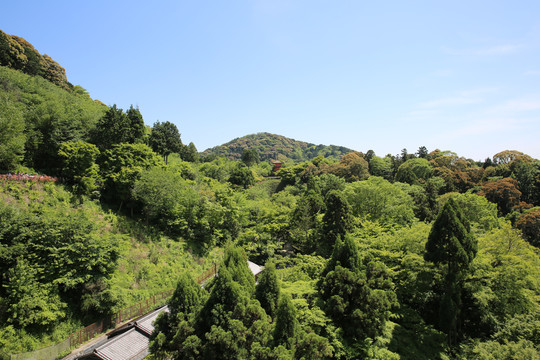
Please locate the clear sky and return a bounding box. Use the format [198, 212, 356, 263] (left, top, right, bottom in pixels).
[1, 1, 539, 160]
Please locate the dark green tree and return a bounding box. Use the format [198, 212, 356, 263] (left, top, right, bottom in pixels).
[290, 190, 324, 252]
[100, 143, 162, 209]
[149, 121, 183, 164]
[319, 191, 353, 257]
[424, 198, 477, 345]
[150, 272, 205, 358]
[318, 236, 397, 341]
[273, 294, 299, 349]
[181, 142, 200, 162]
[222, 246, 256, 294]
[241, 148, 260, 167]
[416, 146, 429, 158]
[125, 105, 147, 143]
[92, 105, 144, 149]
[229, 164, 255, 189]
[255, 262, 280, 318]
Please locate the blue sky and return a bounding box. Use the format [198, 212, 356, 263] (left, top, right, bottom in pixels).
[1, 1, 539, 160]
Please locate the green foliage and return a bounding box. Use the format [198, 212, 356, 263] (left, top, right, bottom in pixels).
[425, 199, 477, 274]
[222, 246, 255, 294]
[319, 190, 354, 256]
[273, 294, 299, 348]
[0, 182, 122, 335]
[458, 339, 539, 359]
[369, 155, 393, 180]
[149, 121, 183, 164]
[0, 30, 70, 90]
[241, 148, 260, 167]
[0, 92, 25, 170]
[181, 142, 199, 162]
[91, 105, 145, 150]
[58, 141, 100, 195]
[396, 157, 433, 184]
[438, 192, 500, 232]
[425, 198, 477, 344]
[289, 190, 324, 252]
[202, 132, 354, 163]
[3, 258, 66, 328]
[318, 236, 397, 341]
[229, 164, 255, 189]
[100, 143, 162, 205]
[0, 66, 105, 173]
[332, 152, 370, 182]
[345, 176, 416, 226]
[256, 262, 280, 318]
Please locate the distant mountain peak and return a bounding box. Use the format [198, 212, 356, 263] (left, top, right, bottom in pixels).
[202, 132, 355, 162]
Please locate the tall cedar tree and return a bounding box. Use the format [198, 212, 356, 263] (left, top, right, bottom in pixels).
[255, 262, 280, 318]
[320, 190, 353, 257]
[318, 235, 396, 341]
[150, 272, 205, 357]
[424, 198, 477, 345]
[273, 294, 299, 349]
[92, 105, 145, 149]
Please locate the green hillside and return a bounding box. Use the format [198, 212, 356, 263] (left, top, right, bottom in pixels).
[202, 132, 355, 163]
[1, 29, 540, 360]
[0, 65, 106, 173]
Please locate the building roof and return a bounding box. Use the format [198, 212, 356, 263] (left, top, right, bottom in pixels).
[93, 328, 149, 360]
[248, 260, 264, 277]
[84, 306, 168, 360]
[135, 306, 167, 336]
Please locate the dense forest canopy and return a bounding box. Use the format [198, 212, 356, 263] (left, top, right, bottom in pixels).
[202, 132, 355, 163]
[0, 31, 539, 359]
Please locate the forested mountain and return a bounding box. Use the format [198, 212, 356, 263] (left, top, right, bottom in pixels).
[202, 132, 355, 162]
[1, 30, 540, 360]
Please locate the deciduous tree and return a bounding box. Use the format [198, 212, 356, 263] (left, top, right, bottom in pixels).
[149, 121, 183, 164]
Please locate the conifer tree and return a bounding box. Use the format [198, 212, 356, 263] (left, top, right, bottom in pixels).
[318, 236, 396, 340]
[255, 262, 280, 318]
[125, 105, 146, 143]
[273, 294, 299, 349]
[319, 190, 353, 257]
[424, 198, 477, 345]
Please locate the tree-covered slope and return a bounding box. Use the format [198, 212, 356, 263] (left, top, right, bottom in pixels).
[202, 132, 355, 163]
[0, 29, 73, 91]
[0, 65, 106, 172]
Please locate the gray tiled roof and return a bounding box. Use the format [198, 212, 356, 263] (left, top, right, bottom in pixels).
[136, 306, 168, 335]
[93, 328, 149, 360]
[88, 306, 169, 360]
[248, 260, 264, 277]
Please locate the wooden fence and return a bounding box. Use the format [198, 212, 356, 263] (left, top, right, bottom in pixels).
[68, 288, 174, 349]
[11, 265, 218, 360]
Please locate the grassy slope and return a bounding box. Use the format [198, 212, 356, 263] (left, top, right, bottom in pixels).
[0, 181, 222, 353]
